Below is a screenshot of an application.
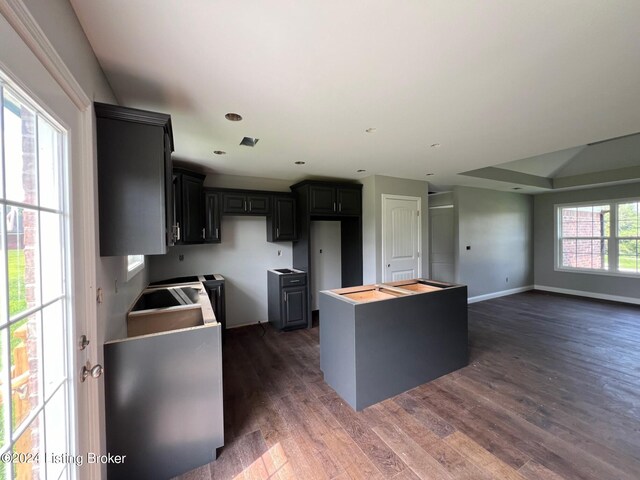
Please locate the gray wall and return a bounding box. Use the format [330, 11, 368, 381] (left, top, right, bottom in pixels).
[455, 186, 534, 298]
[361, 175, 430, 283]
[149, 217, 292, 328]
[534, 181, 640, 300]
[149, 173, 295, 327]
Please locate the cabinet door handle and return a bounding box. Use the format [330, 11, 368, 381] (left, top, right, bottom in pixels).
[216, 227, 219, 239]
[276, 227, 279, 238]
[333, 202, 336, 212]
[176, 223, 181, 241]
[339, 202, 342, 212]
[202, 228, 206, 239]
[249, 200, 252, 211]
[244, 200, 247, 211]
[283, 292, 287, 303]
[289, 279, 300, 283]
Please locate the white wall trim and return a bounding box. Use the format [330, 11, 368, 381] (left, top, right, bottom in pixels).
[468, 285, 534, 304]
[533, 284, 640, 306]
[0, 0, 91, 109]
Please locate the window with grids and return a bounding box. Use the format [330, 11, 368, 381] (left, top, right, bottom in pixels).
[556, 199, 640, 276]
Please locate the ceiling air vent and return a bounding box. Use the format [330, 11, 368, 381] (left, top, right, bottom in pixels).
[240, 137, 259, 147]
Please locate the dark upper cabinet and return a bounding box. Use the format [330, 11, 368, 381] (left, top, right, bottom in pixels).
[309, 185, 337, 214]
[267, 196, 297, 242]
[337, 187, 361, 215]
[204, 190, 221, 243]
[95, 102, 174, 256]
[174, 169, 205, 244]
[307, 183, 361, 216]
[222, 192, 270, 215]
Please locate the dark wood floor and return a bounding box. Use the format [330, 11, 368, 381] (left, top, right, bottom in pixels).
[176, 291, 640, 480]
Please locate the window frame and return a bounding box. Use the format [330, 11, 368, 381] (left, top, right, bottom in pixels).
[125, 254, 145, 281]
[555, 197, 640, 278]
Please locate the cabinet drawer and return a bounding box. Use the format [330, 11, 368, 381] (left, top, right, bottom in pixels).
[281, 274, 306, 287]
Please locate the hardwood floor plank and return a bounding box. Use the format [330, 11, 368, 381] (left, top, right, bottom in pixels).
[323, 392, 408, 477]
[444, 431, 527, 480]
[518, 460, 567, 480]
[372, 422, 453, 479]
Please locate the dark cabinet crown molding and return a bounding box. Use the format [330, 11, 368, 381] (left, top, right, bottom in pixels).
[94, 102, 174, 151]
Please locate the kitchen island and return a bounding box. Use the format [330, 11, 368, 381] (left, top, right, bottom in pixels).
[319, 279, 467, 410]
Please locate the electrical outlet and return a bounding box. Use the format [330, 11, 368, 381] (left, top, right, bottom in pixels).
[179, 254, 184, 261]
[277, 250, 282, 256]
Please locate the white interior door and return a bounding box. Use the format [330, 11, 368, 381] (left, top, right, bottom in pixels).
[429, 205, 455, 283]
[382, 194, 421, 282]
[1, 10, 99, 479]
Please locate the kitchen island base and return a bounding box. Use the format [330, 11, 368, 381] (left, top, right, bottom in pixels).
[319, 280, 467, 411]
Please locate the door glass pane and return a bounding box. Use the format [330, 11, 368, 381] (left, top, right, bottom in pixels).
[45, 387, 68, 480]
[0, 328, 9, 452]
[11, 312, 41, 430]
[12, 414, 43, 480]
[40, 211, 63, 303]
[3, 89, 38, 207]
[42, 300, 65, 399]
[0, 86, 4, 199]
[8, 208, 41, 318]
[37, 115, 62, 210]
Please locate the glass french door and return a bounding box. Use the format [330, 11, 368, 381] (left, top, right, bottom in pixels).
[0, 72, 71, 480]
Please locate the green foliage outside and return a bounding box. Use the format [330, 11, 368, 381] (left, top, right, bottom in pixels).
[617, 202, 639, 272]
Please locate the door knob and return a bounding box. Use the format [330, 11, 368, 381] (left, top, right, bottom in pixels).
[81, 362, 104, 382]
[387, 264, 391, 267]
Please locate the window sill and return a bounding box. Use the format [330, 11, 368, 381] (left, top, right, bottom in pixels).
[554, 267, 639, 279]
[126, 260, 145, 281]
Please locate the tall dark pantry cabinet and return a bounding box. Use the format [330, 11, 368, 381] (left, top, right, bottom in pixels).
[290, 181, 363, 327]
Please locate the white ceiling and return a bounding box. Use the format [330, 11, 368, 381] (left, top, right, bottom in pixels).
[69, 0, 640, 190]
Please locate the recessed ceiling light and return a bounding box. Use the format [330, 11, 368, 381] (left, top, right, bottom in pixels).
[240, 137, 259, 147]
[365, 128, 377, 133]
[225, 113, 243, 121]
[430, 143, 441, 148]
[213, 150, 226, 155]
[426, 173, 434, 176]
[294, 161, 306, 165]
[357, 169, 366, 173]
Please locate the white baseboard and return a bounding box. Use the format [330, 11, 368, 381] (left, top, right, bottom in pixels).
[468, 285, 534, 304]
[533, 285, 640, 306]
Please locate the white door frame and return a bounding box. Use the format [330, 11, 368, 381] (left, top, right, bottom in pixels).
[0, 1, 101, 477]
[381, 193, 422, 282]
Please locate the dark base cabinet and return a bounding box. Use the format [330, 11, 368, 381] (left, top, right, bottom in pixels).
[268, 270, 308, 330]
